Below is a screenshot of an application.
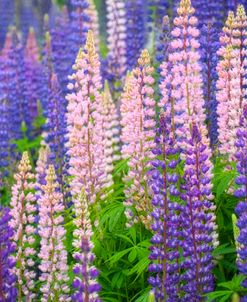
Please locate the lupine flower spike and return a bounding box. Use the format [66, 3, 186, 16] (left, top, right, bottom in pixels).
[180, 124, 216, 300]
[38, 165, 70, 301]
[72, 190, 101, 301]
[105, 0, 127, 95]
[121, 49, 156, 228]
[234, 106, 247, 289]
[148, 114, 181, 301]
[66, 30, 107, 204]
[166, 0, 209, 147]
[9, 152, 37, 301]
[0, 207, 17, 301]
[216, 8, 247, 157]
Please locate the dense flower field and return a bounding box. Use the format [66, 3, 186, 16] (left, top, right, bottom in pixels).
[2, 0, 247, 301]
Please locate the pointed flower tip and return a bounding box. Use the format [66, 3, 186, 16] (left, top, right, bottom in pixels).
[226, 11, 235, 26]
[86, 30, 95, 51]
[237, 5, 246, 18]
[138, 49, 150, 66]
[178, 0, 194, 15]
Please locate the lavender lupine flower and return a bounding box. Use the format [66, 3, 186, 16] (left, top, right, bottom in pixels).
[200, 24, 220, 148]
[8, 28, 26, 141]
[45, 73, 67, 190]
[125, 0, 148, 70]
[9, 152, 37, 301]
[40, 30, 53, 117]
[66, 30, 107, 204]
[0, 0, 14, 47]
[19, 0, 39, 40]
[234, 106, 247, 289]
[51, 6, 72, 95]
[180, 124, 216, 300]
[72, 190, 101, 302]
[0, 32, 14, 183]
[38, 165, 70, 301]
[155, 15, 171, 66]
[148, 114, 181, 302]
[105, 0, 127, 95]
[24, 28, 41, 132]
[0, 207, 17, 302]
[35, 145, 50, 201]
[70, 0, 90, 62]
[121, 50, 156, 228]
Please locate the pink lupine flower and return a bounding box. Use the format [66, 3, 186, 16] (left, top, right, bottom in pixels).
[120, 49, 156, 228]
[9, 152, 37, 301]
[101, 81, 121, 188]
[217, 7, 247, 157]
[38, 165, 70, 302]
[160, 0, 209, 147]
[66, 31, 107, 204]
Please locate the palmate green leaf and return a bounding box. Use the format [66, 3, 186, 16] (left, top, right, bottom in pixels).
[219, 275, 247, 292]
[216, 174, 236, 198]
[127, 257, 150, 277]
[212, 244, 236, 257]
[206, 290, 232, 302]
[128, 248, 138, 262]
[108, 247, 133, 265]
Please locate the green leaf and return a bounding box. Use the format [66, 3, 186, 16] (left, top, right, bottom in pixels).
[108, 248, 132, 265]
[206, 290, 232, 302]
[128, 248, 137, 263]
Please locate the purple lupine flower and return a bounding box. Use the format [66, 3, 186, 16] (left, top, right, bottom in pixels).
[51, 6, 72, 95]
[105, 0, 127, 96]
[235, 105, 247, 289]
[24, 27, 41, 133]
[148, 114, 181, 301]
[125, 0, 148, 70]
[72, 190, 101, 302]
[0, 33, 13, 182]
[40, 29, 53, 117]
[200, 24, 220, 148]
[0, 207, 17, 302]
[155, 15, 171, 68]
[69, 0, 90, 61]
[19, 0, 39, 41]
[45, 73, 67, 191]
[0, 0, 14, 47]
[180, 124, 216, 300]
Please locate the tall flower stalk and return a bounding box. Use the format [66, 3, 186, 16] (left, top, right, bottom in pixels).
[121, 49, 156, 228]
[9, 152, 37, 302]
[38, 165, 70, 301]
[66, 30, 107, 204]
[148, 114, 181, 301]
[180, 124, 216, 300]
[164, 0, 209, 146]
[72, 190, 101, 301]
[234, 106, 247, 289]
[0, 207, 17, 301]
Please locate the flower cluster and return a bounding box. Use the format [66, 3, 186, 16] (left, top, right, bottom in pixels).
[163, 0, 209, 146]
[9, 152, 37, 301]
[0, 207, 16, 301]
[105, 0, 127, 93]
[235, 106, 247, 289]
[217, 6, 247, 157]
[72, 190, 101, 302]
[66, 30, 107, 204]
[38, 165, 70, 301]
[121, 49, 156, 227]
